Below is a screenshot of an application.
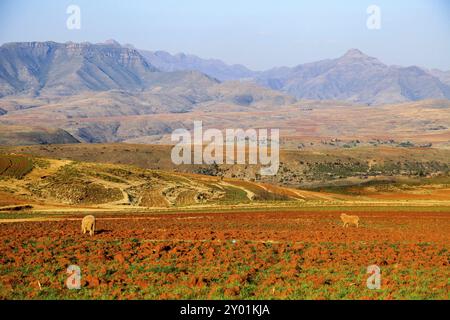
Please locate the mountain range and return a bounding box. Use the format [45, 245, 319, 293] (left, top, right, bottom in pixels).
[1, 40, 449, 105]
[138, 46, 450, 105]
[0, 40, 449, 146]
[0, 41, 296, 144]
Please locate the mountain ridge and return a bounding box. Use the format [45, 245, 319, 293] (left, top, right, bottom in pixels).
[139, 49, 256, 81]
[1, 41, 450, 106]
[254, 49, 450, 105]
[0, 41, 224, 99]
[134, 44, 450, 104]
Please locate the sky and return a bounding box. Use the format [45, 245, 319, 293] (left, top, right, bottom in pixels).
[0, 0, 449, 71]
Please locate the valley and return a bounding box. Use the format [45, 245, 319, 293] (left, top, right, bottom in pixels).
[0, 40, 449, 301]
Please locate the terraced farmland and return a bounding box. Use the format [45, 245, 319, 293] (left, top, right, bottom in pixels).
[0, 154, 311, 210]
[0, 155, 33, 179]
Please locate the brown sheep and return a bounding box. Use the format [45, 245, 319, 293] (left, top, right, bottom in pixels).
[81, 215, 96, 236]
[340, 213, 359, 228]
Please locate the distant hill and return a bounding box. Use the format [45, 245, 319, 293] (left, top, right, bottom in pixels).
[3, 143, 450, 192]
[430, 69, 450, 87]
[0, 153, 310, 209]
[0, 79, 296, 143]
[0, 125, 79, 146]
[139, 49, 256, 81]
[254, 49, 450, 105]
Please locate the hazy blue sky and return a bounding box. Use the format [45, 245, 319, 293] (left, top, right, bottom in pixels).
[1, 0, 449, 70]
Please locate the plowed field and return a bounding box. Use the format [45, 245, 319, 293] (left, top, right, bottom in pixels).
[0, 210, 448, 299]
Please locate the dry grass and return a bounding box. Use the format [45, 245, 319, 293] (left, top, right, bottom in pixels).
[0, 155, 33, 179]
[139, 191, 170, 208]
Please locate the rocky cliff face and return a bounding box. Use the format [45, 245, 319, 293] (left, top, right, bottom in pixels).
[0, 41, 159, 97]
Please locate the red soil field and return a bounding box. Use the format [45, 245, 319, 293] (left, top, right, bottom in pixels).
[0, 210, 448, 300]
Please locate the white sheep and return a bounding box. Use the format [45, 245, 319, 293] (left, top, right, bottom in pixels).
[81, 215, 96, 236]
[340, 213, 360, 228]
